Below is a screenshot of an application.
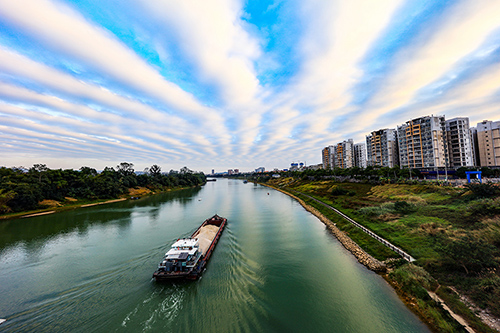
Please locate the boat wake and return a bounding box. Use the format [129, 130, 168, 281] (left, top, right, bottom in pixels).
[181, 226, 270, 332]
[121, 284, 186, 332]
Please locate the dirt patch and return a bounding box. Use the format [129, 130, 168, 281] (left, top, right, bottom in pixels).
[22, 211, 56, 218]
[39, 200, 62, 207]
[428, 290, 475, 333]
[80, 198, 126, 207]
[128, 187, 152, 196]
[450, 287, 500, 332]
[65, 197, 78, 202]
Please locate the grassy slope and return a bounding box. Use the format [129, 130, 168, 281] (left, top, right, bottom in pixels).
[270, 178, 499, 333]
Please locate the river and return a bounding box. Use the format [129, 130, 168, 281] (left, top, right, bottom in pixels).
[0, 178, 429, 332]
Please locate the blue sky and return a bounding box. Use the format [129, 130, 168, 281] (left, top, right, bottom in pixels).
[1, 0, 500, 173]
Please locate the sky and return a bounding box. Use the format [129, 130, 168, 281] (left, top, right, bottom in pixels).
[1, 0, 500, 173]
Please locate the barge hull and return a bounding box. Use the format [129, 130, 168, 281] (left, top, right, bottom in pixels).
[153, 215, 226, 282]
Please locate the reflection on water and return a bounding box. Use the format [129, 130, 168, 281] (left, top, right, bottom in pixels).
[0, 187, 202, 252]
[0, 180, 428, 332]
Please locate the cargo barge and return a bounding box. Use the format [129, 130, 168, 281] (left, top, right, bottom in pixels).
[153, 214, 227, 281]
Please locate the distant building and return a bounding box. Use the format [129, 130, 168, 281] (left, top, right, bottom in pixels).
[255, 167, 265, 173]
[366, 129, 399, 167]
[445, 117, 475, 167]
[290, 162, 306, 171]
[305, 164, 323, 170]
[353, 143, 367, 168]
[397, 115, 448, 168]
[473, 120, 500, 166]
[333, 139, 354, 169]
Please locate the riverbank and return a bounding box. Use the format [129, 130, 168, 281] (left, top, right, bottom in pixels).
[262, 181, 498, 333]
[80, 198, 127, 208]
[0, 198, 129, 220]
[264, 184, 386, 272]
[0, 185, 201, 221]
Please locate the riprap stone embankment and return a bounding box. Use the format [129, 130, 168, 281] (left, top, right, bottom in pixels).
[268, 185, 386, 273]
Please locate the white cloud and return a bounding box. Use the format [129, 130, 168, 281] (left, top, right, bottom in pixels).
[0, 0, 229, 126]
[288, 0, 403, 109]
[0, 47, 232, 152]
[138, 0, 262, 109]
[363, 0, 500, 128]
[1, 0, 500, 171]
[255, 0, 404, 151]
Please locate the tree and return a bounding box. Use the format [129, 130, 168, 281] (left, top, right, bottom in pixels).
[0, 189, 16, 213]
[180, 166, 193, 174]
[30, 163, 49, 183]
[149, 164, 162, 177]
[116, 162, 134, 177]
[7, 183, 42, 212]
[80, 166, 97, 177]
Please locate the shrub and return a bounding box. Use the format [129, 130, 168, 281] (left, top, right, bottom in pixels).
[439, 235, 499, 275]
[359, 202, 394, 216]
[329, 185, 349, 196]
[394, 200, 416, 214]
[465, 182, 500, 199]
[476, 275, 500, 293]
[470, 274, 500, 317]
[389, 263, 437, 299]
[466, 198, 500, 217]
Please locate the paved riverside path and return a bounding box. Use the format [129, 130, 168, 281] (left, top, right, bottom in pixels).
[294, 191, 415, 262]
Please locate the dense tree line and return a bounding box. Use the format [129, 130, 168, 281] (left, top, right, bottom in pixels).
[247, 165, 500, 184]
[248, 166, 422, 183]
[0, 163, 205, 213]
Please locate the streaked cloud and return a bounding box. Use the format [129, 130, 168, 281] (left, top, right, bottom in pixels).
[0, 0, 500, 172]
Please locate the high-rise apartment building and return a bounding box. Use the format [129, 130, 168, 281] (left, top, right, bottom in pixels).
[353, 143, 367, 168]
[333, 139, 354, 169]
[470, 127, 480, 166]
[474, 120, 500, 166]
[397, 116, 448, 168]
[366, 129, 399, 167]
[445, 117, 475, 167]
[322, 146, 335, 169]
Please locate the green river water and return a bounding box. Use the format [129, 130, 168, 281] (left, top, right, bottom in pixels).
[0, 178, 429, 332]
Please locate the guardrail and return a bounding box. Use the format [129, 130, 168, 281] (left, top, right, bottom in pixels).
[296, 191, 415, 262]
